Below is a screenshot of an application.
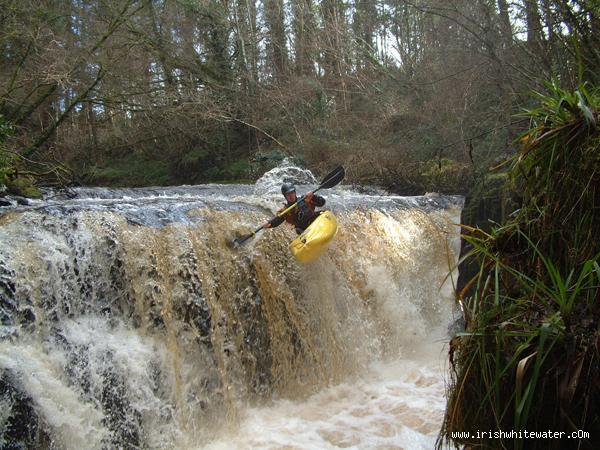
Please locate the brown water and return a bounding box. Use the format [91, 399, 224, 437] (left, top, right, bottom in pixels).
[0, 176, 462, 449]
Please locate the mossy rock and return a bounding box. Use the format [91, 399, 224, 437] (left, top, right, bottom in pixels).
[6, 177, 42, 199]
[463, 172, 515, 230]
[420, 158, 471, 194]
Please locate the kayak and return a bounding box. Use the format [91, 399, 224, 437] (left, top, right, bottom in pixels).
[290, 211, 337, 263]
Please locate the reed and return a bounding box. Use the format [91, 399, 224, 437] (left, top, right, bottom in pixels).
[438, 83, 600, 450]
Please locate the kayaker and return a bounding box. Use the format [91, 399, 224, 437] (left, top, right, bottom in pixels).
[263, 182, 326, 234]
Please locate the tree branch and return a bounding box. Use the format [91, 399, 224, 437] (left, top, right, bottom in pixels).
[22, 67, 106, 158]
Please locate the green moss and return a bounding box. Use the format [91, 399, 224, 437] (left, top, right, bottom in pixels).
[0, 152, 15, 186]
[0, 116, 15, 187]
[6, 177, 42, 198]
[419, 158, 471, 193]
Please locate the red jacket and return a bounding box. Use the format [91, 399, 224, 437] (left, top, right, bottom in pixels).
[270, 193, 326, 233]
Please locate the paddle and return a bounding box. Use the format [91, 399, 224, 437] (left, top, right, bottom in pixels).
[231, 165, 345, 247]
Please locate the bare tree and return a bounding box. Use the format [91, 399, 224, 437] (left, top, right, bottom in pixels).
[264, 0, 288, 80]
[292, 0, 316, 76]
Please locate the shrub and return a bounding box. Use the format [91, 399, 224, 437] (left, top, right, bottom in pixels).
[439, 83, 600, 450]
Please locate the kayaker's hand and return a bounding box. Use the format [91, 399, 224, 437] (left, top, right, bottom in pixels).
[304, 192, 314, 203]
[262, 223, 272, 229]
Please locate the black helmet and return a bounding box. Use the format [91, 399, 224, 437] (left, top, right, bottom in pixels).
[281, 182, 296, 195]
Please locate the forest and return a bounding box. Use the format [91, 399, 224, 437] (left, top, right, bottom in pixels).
[1, 0, 598, 194]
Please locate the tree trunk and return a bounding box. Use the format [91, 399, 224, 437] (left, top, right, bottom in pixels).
[353, 0, 377, 70]
[147, 0, 176, 91]
[264, 0, 288, 80]
[292, 0, 315, 77]
[524, 0, 543, 53]
[496, 0, 513, 48]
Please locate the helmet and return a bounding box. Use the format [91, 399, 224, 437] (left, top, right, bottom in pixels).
[281, 182, 296, 195]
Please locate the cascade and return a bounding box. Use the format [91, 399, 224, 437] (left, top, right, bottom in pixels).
[0, 165, 463, 449]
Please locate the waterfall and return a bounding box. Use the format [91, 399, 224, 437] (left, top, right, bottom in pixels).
[0, 167, 463, 449]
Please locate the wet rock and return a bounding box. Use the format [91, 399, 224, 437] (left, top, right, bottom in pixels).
[0, 261, 16, 326]
[0, 373, 55, 449]
[6, 178, 42, 199]
[14, 196, 31, 205]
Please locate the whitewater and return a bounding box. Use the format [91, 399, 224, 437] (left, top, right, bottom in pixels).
[0, 164, 463, 449]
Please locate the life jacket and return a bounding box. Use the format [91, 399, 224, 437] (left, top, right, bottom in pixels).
[280, 196, 319, 233]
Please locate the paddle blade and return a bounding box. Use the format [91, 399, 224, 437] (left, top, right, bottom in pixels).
[230, 232, 254, 248]
[319, 166, 345, 189]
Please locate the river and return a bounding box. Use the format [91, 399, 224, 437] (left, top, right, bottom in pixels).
[0, 164, 463, 449]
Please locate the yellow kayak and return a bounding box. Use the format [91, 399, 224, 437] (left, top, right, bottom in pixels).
[290, 211, 337, 263]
